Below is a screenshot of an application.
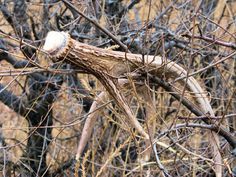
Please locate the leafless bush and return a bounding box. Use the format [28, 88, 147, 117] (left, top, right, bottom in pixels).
[0, 0, 235, 176]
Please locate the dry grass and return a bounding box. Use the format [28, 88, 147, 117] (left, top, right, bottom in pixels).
[0, 0, 235, 176]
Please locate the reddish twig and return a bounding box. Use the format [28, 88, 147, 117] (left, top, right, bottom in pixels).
[183, 34, 236, 49]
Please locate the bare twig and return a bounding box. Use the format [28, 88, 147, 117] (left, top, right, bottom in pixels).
[183, 34, 236, 49]
[62, 0, 129, 52]
[177, 113, 236, 120]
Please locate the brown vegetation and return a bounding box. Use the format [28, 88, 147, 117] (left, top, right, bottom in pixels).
[0, 0, 235, 176]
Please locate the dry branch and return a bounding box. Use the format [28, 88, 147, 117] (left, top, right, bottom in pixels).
[43, 31, 223, 176]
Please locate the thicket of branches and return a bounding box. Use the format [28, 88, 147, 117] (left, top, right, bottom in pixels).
[0, 0, 235, 176]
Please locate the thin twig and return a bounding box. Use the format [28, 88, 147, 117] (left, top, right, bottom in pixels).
[62, 0, 129, 52]
[183, 34, 236, 49]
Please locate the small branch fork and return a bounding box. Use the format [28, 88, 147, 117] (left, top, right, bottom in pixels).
[42, 31, 236, 176]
